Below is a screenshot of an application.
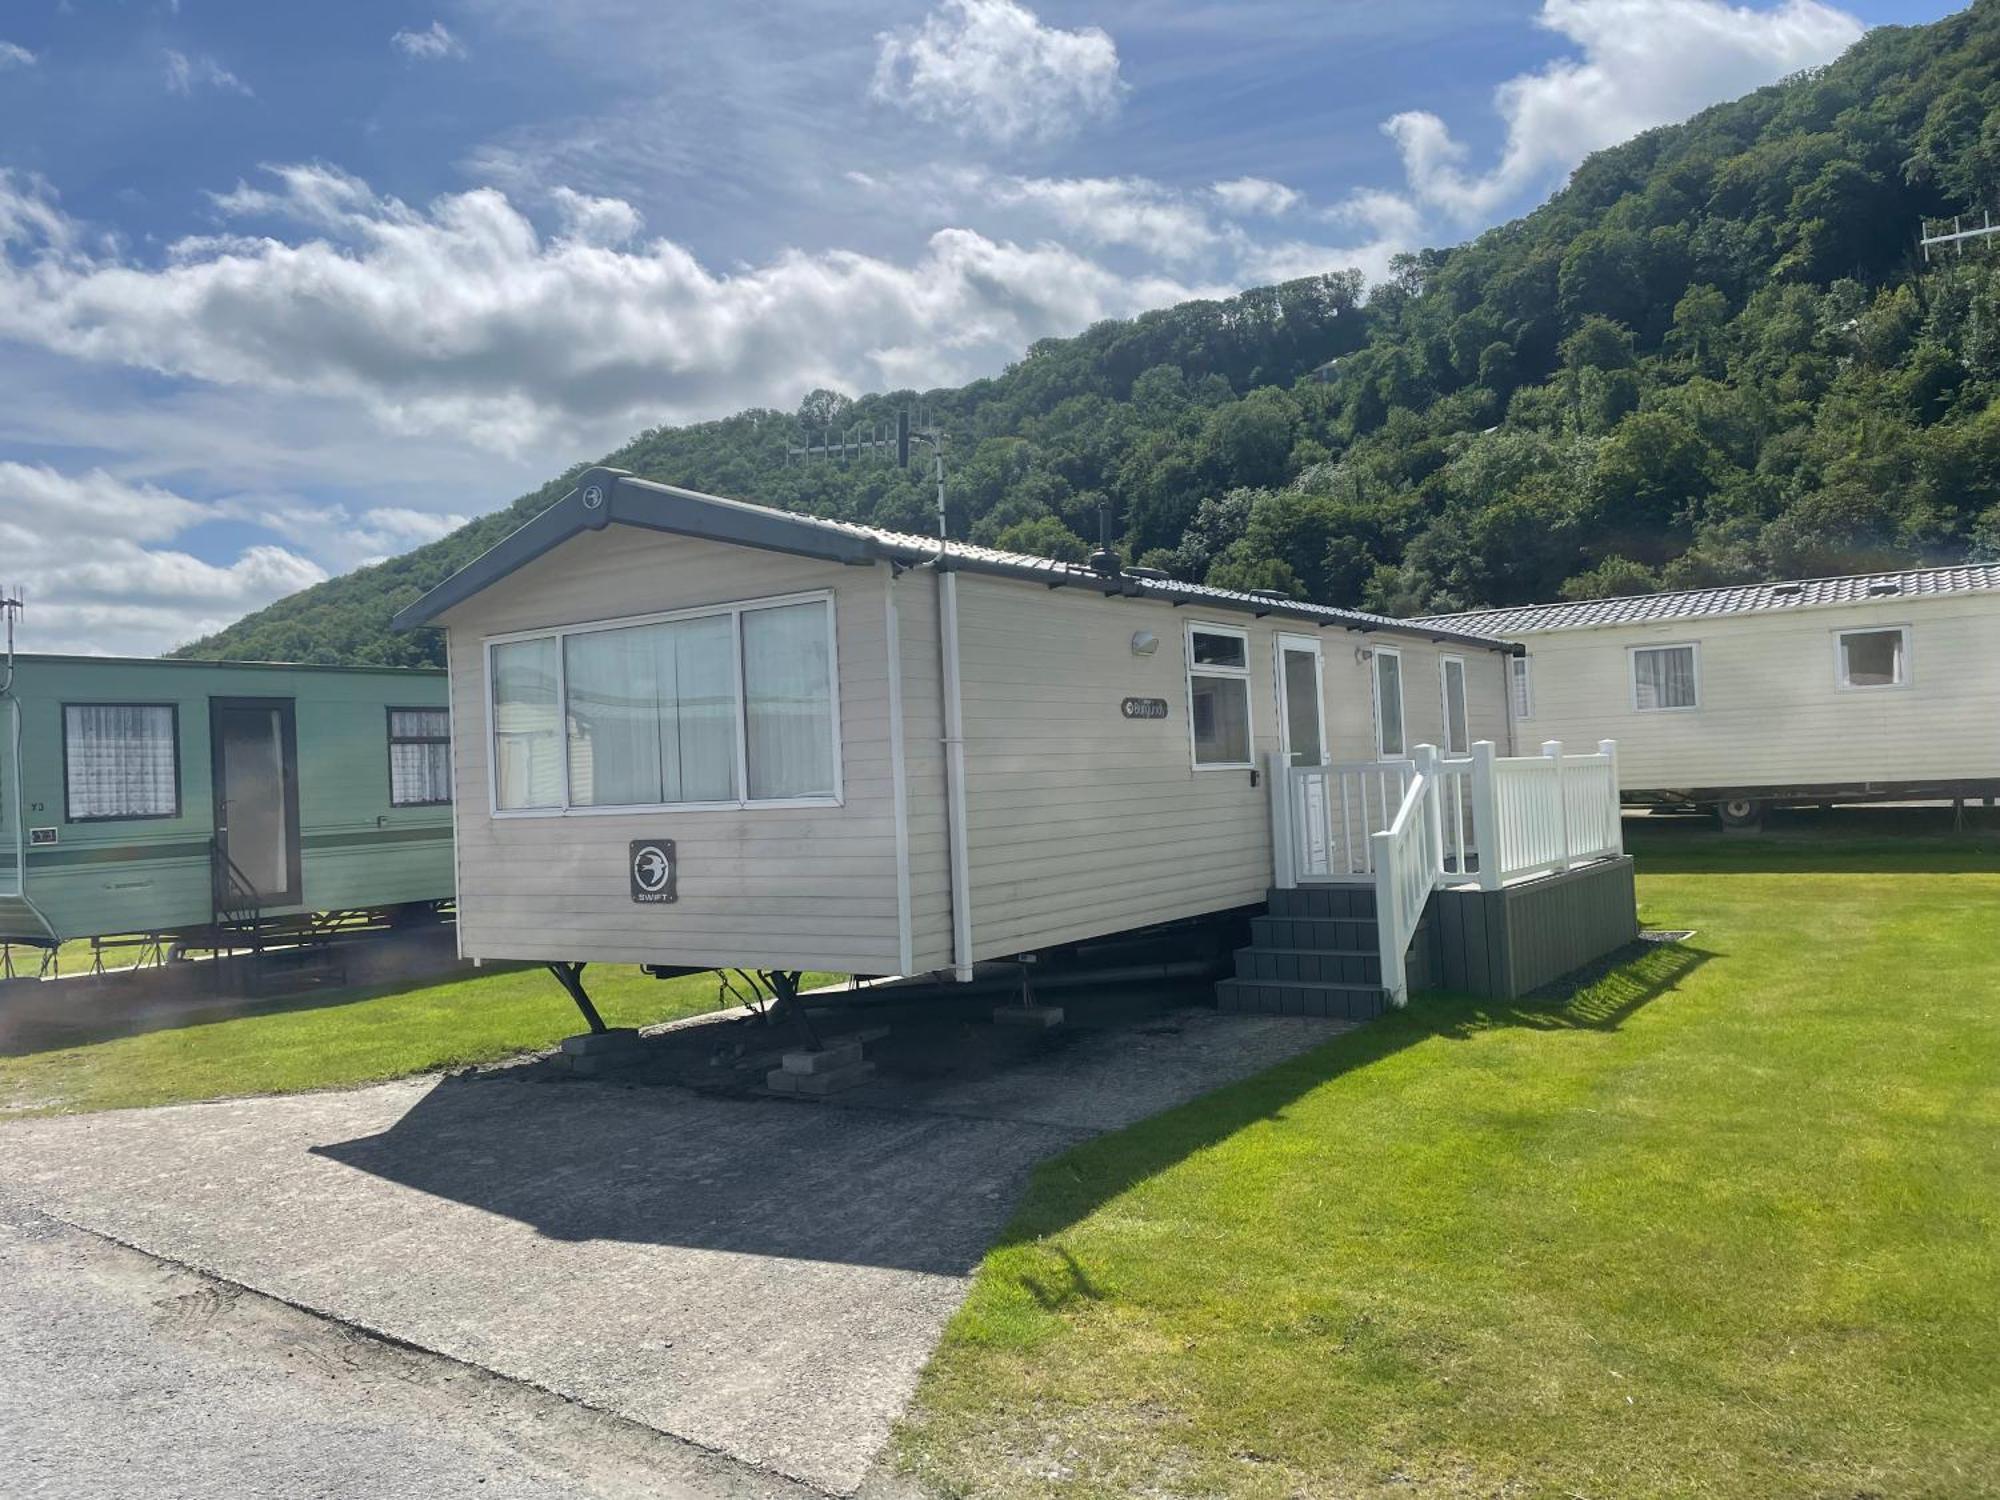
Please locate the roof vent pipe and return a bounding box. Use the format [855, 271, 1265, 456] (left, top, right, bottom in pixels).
[1089, 504, 1122, 578]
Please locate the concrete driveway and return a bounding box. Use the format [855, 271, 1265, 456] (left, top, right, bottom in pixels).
[0, 999, 1346, 1495]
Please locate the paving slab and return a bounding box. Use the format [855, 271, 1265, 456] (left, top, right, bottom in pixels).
[0, 1004, 1343, 1494]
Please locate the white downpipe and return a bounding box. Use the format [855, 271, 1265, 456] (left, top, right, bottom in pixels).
[939, 567, 974, 981]
[884, 580, 915, 976]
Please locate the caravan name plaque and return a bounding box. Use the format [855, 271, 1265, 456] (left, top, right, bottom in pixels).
[1120, 697, 1170, 720]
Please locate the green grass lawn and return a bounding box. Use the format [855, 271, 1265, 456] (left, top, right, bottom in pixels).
[897, 819, 2000, 1498]
[0, 965, 839, 1117]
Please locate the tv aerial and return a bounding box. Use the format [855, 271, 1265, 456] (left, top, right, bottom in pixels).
[787, 405, 951, 542]
[1920, 211, 2000, 262]
[0, 581, 21, 692]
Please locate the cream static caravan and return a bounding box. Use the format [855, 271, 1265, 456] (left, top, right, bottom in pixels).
[395, 468, 1636, 1019]
[1415, 565, 2000, 827]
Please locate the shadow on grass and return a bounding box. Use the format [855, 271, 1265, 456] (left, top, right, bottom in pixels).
[998, 939, 1712, 1255]
[1626, 806, 2000, 875]
[0, 935, 512, 1058]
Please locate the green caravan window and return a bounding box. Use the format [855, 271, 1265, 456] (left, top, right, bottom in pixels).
[63, 704, 181, 821]
[388, 708, 452, 807]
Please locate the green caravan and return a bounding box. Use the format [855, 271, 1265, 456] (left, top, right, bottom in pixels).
[0, 655, 454, 951]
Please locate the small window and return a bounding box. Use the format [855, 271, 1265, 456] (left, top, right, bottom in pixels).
[1632, 644, 1699, 711]
[1373, 647, 1406, 758]
[1837, 628, 1907, 689]
[64, 704, 179, 821]
[1511, 656, 1534, 721]
[388, 708, 452, 807]
[1187, 624, 1253, 768]
[1439, 656, 1470, 756]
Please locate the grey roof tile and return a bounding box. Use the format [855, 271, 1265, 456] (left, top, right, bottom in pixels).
[1410, 564, 2000, 636]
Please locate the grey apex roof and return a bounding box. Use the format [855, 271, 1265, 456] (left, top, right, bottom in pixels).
[392, 467, 1515, 651]
[1410, 563, 2000, 637]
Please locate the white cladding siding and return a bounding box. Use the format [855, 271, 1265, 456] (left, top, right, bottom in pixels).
[952, 574, 1513, 958]
[1507, 594, 2000, 789]
[440, 528, 906, 973]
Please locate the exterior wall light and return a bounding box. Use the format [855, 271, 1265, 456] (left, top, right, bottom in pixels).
[1131, 630, 1159, 656]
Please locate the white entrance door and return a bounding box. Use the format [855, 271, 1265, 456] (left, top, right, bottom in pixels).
[1274, 633, 1329, 768]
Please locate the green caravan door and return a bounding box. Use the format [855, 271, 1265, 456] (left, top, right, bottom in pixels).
[210, 698, 302, 909]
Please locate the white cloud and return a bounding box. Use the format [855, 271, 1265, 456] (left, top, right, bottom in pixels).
[549, 185, 642, 246]
[1384, 0, 1861, 222]
[164, 49, 253, 98]
[1231, 190, 1427, 290]
[391, 21, 466, 61]
[0, 166, 1209, 454]
[871, 0, 1125, 146]
[0, 41, 36, 69]
[0, 462, 325, 655]
[976, 172, 1221, 261]
[1210, 177, 1302, 218]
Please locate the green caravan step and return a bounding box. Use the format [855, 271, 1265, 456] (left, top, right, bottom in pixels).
[1265, 885, 1376, 921]
[1215, 977, 1388, 1022]
[1233, 946, 1382, 986]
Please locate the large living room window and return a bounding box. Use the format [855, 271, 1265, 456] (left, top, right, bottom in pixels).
[488, 593, 840, 814]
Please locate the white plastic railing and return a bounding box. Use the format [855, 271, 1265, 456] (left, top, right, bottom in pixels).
[1272, 757, 1414, 882]
[1369, 749, 1443, 1008]
[1468, 739, 1623, 888]
[1269, 739, 1624, 895]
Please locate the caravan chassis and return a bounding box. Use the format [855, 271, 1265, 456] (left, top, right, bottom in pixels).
[1629, 778, 2000, 828]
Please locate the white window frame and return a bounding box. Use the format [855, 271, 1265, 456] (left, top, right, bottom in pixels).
[482, 589, 844, 818]
[1511, 655, 1534, 722]
[1185, 621, 1254, 772]
[1438, 654, 1471, 756]
[1629, 642, 1701, 713]
[1371, 645, 1406, 760]
[1833, 625, 1911, 691]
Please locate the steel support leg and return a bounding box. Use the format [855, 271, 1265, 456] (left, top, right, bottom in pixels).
[765, 970, 821, 1052]
[547, 962, 608, 1034]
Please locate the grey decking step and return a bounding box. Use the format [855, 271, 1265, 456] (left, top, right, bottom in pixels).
[1264, 885, 1376, 920]
[1215, 976, 1388, 1022]
[1232, 946, 1382, 986]
[1250, 914, 1377, 951]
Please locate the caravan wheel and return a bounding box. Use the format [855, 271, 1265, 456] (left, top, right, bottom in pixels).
[1715, 797, 1766, 831]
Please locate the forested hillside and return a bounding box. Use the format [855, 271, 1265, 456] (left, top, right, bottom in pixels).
[182, 2, 2000, 666]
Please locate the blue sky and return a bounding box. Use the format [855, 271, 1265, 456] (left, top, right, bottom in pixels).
[0, 0, 1961, 652]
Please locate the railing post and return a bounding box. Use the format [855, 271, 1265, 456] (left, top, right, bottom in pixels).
[1599, 738, 1624, 856]
[1266, 751, 1295, 890]
[1370, 828, 1407, 1007]
[1543, 739, 1568, 869]
[1470, 740, 1501, 891]
[1413, 744, 1445, 888]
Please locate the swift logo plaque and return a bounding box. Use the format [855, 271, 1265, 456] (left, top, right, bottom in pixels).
[629, 840, 677, 903]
